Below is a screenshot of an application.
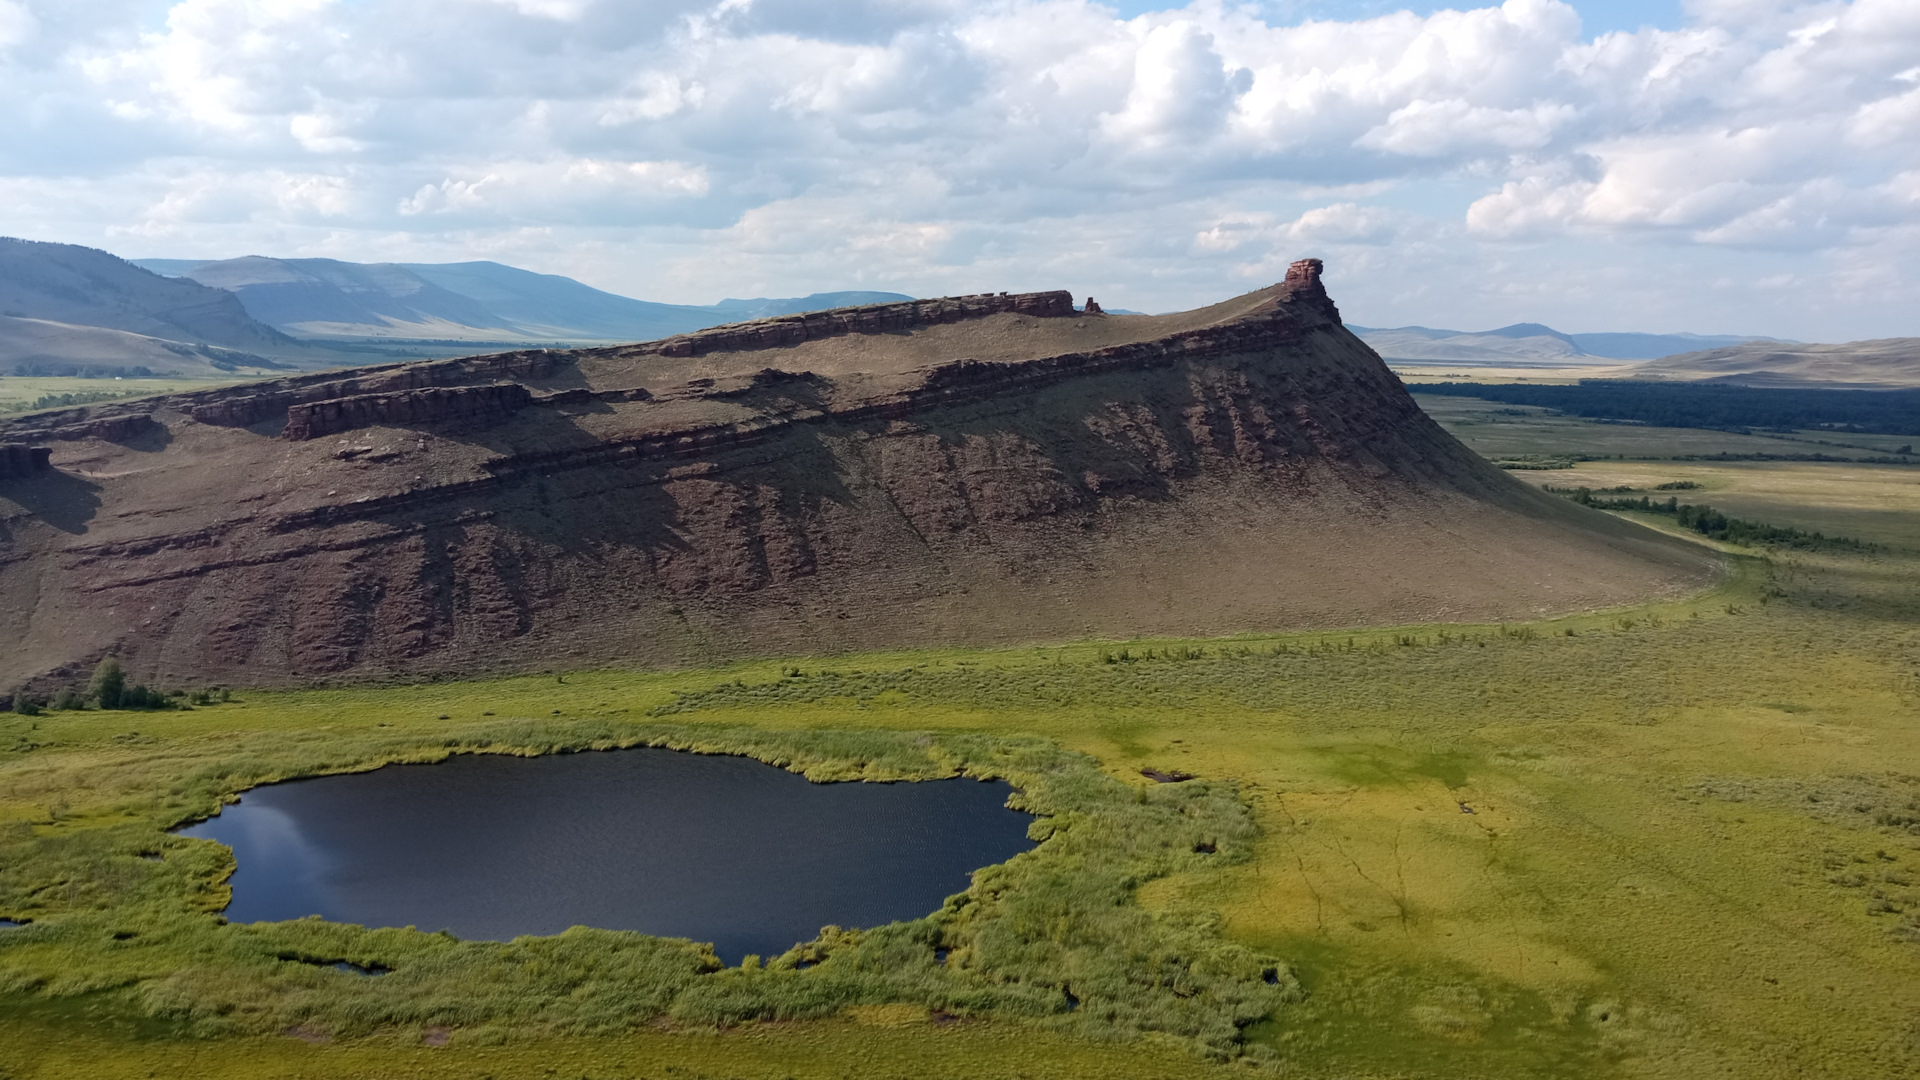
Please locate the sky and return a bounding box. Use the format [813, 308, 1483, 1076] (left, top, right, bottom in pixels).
[0, 1, 1916, 339]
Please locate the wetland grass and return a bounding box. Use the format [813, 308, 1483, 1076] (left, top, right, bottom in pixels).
[5, 447, 1920, 1078]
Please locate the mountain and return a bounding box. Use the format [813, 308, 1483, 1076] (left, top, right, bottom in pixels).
[704, 292, 921, 323]
[1569, 331, 1768, 360]
[0, 238, 301, 375]
[135, 256, 912, 345]
[1636, 338, 1920, 388]
[0, 317, 291, 378]
[1350, 322, 1775, 365]
[0, 262, 1712, 690]
[1351, 324, 1591, 365]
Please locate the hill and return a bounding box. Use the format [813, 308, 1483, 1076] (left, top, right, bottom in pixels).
[0, 262, 1715, 690]
[0, 238, 304, 375]
[135, 255, 911, 345]
[1352, 322, 1771, 365]
[0, 316, 290, 378]
[1636, 337, 1920, 388]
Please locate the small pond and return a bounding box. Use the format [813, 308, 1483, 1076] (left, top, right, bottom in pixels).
[179, 748, 1034, 961]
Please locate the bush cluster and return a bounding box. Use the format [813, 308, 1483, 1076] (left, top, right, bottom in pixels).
[1546, 488, 1876, 551]
[7, 658, 229, 715]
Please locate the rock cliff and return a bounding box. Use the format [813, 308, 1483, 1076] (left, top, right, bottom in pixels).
[0, 444, 51, 479]
[0, 264, 1716, 691]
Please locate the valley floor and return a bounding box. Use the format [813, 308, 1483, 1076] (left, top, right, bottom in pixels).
[2, 408, 1917, 1079]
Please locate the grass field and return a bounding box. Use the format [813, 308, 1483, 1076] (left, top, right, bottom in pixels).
[3, 405, 1918, 1079]
[0, 375, 249, 414]
[1412, 393, 1918, 461]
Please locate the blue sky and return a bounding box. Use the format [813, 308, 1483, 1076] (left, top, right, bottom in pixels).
[0, 1, 1915, 339]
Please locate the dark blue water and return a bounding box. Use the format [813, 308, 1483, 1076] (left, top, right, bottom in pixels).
[179, 748, 1033, 961]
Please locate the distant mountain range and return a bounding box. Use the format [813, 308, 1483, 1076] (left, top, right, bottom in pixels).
[0, 237, 914, 378]
[133, 256, 909, 346]
[1349, 322, 1780, 364]
[6, 236, 1892, 388]
[1638, 338, 1920, 388]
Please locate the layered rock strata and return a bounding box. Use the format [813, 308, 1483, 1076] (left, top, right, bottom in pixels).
[284, 384, 534, 441]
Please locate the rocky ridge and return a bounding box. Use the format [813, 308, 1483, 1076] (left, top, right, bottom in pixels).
[0, 262, 1716, 692]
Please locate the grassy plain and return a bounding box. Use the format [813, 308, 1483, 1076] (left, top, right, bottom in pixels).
[4, 405, 1919, 1079]
[1412, 393, 1918, 460]
[0, 375, 249, 413]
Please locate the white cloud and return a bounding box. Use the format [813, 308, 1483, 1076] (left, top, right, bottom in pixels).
[0, 0, 35, 48]
[1358, 99, 1577, 155]
[0, 0, 1914, 338]
[397, 159, 710, 220]
[1101, 21, 1248, 149]
[475, 0, 590, 19]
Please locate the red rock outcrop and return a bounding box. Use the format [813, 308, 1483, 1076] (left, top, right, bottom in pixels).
[284, 384, 535, 441]
[2, 413, 155, 443]
[652, 291, 1074, 357]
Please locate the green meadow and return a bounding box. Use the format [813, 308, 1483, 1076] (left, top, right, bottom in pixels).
[0, 375, 250, 414]
[3, 407, 1918, 1079]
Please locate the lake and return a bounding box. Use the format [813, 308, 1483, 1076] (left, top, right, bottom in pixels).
[179, 747, 1034, 961]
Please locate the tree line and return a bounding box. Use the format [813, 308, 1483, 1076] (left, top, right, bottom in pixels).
[1416, 380, 1920, 437]
[1546, 487, 1876, 551]
[6, 658, 225, 715]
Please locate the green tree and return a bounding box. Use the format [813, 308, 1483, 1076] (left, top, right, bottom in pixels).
[90, 657, 125, 710]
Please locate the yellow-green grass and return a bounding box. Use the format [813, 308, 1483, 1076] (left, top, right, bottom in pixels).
[0, 375, 250, 413]
[5, 465, 1920, 1078]
[1515, 459, 1920, 551]
[2, 1006, 1223, 1080]
[1412, 393, 1920, 461]
[1393, 365, 1640, 385]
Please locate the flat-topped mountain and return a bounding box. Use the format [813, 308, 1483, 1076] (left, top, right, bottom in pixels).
[1351, 322, 1775, 365]
[136, 254, 910, 345]
[0, 238, 302, 376]
[0, 262, 1715, 692]
[1636, 337, 1920, 388]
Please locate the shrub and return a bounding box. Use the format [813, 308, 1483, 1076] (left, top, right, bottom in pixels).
[90, 657, 125, 710]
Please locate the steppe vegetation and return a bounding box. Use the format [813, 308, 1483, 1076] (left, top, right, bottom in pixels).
[2, 406, 1917, 1079]
[0, 375, 245, 414]
[1415, 381, 1920, 436]
[1412, 392, 1918, 463]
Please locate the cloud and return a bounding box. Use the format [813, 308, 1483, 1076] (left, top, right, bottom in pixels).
[1357, 99, 1577, 155]
[396, 158, 710, 222]
[0, 0, 1914, 338]
[1101, 20, 1249, 149]
[0, 1, 35, 48]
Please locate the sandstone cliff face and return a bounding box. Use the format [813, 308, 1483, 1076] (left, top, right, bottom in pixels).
[0, 265, 1716, 691]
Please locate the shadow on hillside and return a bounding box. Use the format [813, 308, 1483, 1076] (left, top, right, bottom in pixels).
[1, 469, 102, 534]
[114, 422, 173, 453]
